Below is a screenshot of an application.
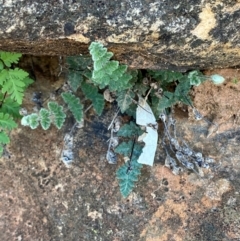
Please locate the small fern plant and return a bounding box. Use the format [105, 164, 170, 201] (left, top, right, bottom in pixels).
[20, 41, 225, 198]
[0, 52, 33, 155]
[22, 41, 136, 131]
[148, 69, 225, 114]
[115, 122, 143, 198]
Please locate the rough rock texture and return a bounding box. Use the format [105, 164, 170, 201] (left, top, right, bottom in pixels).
[0, 1, 240, 69]
[0, 57, 240, 241]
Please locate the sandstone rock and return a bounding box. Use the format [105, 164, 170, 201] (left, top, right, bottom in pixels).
[0, 1, 240, 69]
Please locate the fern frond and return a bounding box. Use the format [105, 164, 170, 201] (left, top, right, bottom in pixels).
[92, 93, 105, 116]
[116, 142, 143, 197]
[151, 91, 176, 113]
[116, 158, 142, 198]
[114, 140, 133, 156]
[89, 42, 108, 61]
[22, 76, 34, 89]
[0, 112, 17, 130]
[0, 61, 3, 70]
[125, 104, 137, 119]
[21, 113, 39, 129]
[67, 70, 83, 92]
[93, 52, 113, 70]
[61, 93, 83, 122]
[0, 131, 10, 144]
[0, 68, 30, 104]
[48, 102, 66, 129]
[116, 89, 135, 113]
[67, 56, 92, 70]
[117, 122, 143, 137]
[108, 66, 133, 91]
[39, 108, 51, 130]
[89, 42, 133, 91]
[188, 70, 205, 86]
[134, 82, 149, 95]
[148, 70, 184, 84]
[80, 81, 97, 99]
[81, 82, 104, 115]
[92, 68, 112, 88]
[1, 97, 21, 118]
[0, 69, 8, 85]
[0, 52, 22, 67]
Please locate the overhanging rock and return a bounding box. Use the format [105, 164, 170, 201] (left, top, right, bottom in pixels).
[0, 1, 240, 70]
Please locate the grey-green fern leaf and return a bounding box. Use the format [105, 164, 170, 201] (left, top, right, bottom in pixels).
[39, 108, 51, 130]
[61, 93, 83, 122]
[48, 102, 66, 129]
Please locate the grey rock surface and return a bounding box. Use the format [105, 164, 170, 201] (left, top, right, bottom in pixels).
[0, 1, 240, 69]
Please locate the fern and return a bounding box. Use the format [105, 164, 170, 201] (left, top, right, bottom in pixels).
[188, 70, 205, 86]
[21, 102, 66, 130]
[0, 131, 10, 144]
[151, 91, 177, 114]
[48, 102, 66, 129]
[117, 122, 143, 137]
[0, 97, 21, 118]
[66, 56, 92, 92]
[115, 140, 134, 156]
[67, 56, 92, 71]
[0, 52, 22, 67]
[61, 93, 83, 122]
[80, 82, 104, 116]
[125, 104, 137, 119]
[116, 143, 143, 198]
[0, 68, 33, 104]
[0, 112, 17, 130]
[148, 70, 184, 87]
[149, 69, 198, 114]
[115, 122, 144, 198]
[116, 89, 135, 113]
[24, 113, 39, 129]
[89, 42, 133, 91]
[67, 70, 84, 92]
[0, 51, 34, 155]
[39, 108, 51, 130]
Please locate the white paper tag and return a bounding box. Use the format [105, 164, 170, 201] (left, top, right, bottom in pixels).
[136, 96, 158, 166]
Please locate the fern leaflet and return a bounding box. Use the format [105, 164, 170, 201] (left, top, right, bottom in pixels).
[0, 131, 10, 144]
[1, 97, 21, 118]
[188, 70, 205, 86]
[61, 93, 83, 122]
[0, 68, 33, 104]
[81, 82, 104, 115]
[67, 70, 83, 92]
[21, 113, 39, 129]
[0, 61, 3, 71]
[148, 70, 184, 84]
[89, 42, 133, 91]
[116, 143, 143, 198]
[117, 122, 143, 137]
[48, 102, 66, 129]
[0, 52, 22, 67]
[39, 108, 51, 130]
[115, 140, 133, 157]
[116, 89, 135, 113]
[0, 113, 17, 130]
[67, 56, 92, 71]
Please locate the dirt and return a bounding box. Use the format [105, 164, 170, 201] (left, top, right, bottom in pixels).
[0, 56, 240, 241]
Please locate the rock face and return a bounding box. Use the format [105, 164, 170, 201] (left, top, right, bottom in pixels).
[0, 1, 240, 69]
[1, 59, 240, 240]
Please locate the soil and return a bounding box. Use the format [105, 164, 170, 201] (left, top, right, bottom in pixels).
[0, 56, 240, 241]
